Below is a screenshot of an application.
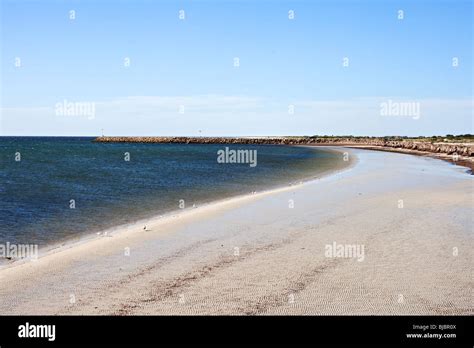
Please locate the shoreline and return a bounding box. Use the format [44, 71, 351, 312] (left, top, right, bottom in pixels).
[298, 144, 474, 173]
[346, 145, 473, 173]
[0, 147, 471, 315]
[0, 146, 355, 271]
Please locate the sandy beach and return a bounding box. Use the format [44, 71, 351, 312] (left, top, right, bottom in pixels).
[0, 147, 472, 315]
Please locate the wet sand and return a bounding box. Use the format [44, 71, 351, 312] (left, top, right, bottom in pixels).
[345, 144, 474, 173]
[0, 148, 472, 315]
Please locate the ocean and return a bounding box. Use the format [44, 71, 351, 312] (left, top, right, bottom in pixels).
[0, 137, 345, 248]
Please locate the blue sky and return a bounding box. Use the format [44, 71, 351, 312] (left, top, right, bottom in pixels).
[1, 0, 472, 136]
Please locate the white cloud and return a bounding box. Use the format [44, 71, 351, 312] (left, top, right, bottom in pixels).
[97, 95, 264, 113]
[1, 96, 472, 136]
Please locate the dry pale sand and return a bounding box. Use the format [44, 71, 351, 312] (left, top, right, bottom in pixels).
[0, 148, 472, 315]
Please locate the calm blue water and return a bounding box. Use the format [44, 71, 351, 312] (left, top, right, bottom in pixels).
[0, 137, 344, 247]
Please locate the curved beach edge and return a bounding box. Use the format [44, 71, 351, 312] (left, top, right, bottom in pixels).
[0, 146, 357, 271]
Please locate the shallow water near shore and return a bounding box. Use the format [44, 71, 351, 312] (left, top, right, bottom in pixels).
[0, 137, 347, 248]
